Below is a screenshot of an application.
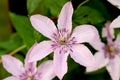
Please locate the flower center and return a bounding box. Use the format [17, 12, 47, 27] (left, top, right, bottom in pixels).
[26, 76, 33, 80]
[105, 45, 115, 59]
[108, 46, 115, 53]
[59, 37, 67, 45]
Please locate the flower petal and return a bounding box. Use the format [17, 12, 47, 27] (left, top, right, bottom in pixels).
[70, 44, 95, 67]
[35, 60, 55, 80]
[102, 21, 113, 38]
[4, 76, 20, 80]
[110, 16, 120, 36]
[106, 55, 120, 80]
[57, 1, 73, 34]
[30, 14, 57, 40]
[89, 39, 105, 51]
[70, 25, 99, 43]
[107, 0, 120, 9]
[53, 48, 69, 79]
[86, 51, 109, 72]
[2, 55, 25, 77]
[28, 41, 53, 62]
[25, 43, 38, 75]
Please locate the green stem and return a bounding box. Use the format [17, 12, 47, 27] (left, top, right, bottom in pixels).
[78, 0, 89, 7]
[0, 45, 26, 64]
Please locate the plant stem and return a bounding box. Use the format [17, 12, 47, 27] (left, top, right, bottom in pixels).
[78, 0, 89, 7]
[0, 45, 26, 64]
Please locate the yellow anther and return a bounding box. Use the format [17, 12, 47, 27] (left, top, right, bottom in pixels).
[109, 46, 115, 53]
[26, 76, 32, 80]
[59, 37, 66, 45]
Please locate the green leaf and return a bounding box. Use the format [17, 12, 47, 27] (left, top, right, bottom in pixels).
[27, 0, 69, 16]
[86, 0, 110, 19]
[0, 33, 23, 51]
[0, 64, 11, 79]
[27, 0, 42, 14]
[73, 6, 106, 27]
[9, 13, 37, 48]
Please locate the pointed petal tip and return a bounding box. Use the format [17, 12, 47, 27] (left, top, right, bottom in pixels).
[53, 49, 68, 80]
[30, 14, 57, 40]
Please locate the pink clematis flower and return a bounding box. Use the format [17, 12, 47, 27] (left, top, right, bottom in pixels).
[86, 16, 120, 80]
[29, 1, 99, 79]
[2, 44, 55, 80]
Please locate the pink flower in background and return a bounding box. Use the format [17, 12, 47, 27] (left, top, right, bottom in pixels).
[2, 44, 55, 80]
[86, 16, 120, 80]
[29, 1, 99, 79]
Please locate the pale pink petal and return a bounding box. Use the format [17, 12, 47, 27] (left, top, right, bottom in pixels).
[70, 44, 95, 67]
[25, 43, 38, 75]
[107, 0, 120, 9]
[106, 55, 120, 80]
[111, 16, 120, 36]
[2, 55, 25, 77]
[57, 1, 73, 34]
[35, 60, 55, 80]
[86, 51, 109, 72]
[102, 21, 112, 38]
[89, 39, 104, 51]
[70, 25, 99, 43]
[102, 27, 108, 38]
[28, 41, 53, 62]
[53, 48, 69, 79]
[30, 14, 57, 40]
[4, 76, 20, 80]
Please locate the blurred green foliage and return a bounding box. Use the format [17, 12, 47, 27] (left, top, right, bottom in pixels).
[0, 0, 11, 41]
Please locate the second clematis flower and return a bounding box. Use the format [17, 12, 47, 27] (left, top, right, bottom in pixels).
[2, 43, 55, 80]
[86, 16, 120, 80]
[29, 1, 99, 79]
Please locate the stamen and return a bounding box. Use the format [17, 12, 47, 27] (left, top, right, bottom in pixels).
[105, 45, 115, 59]
[59, 37, 66, 45]
[109, 46, 115, 53]
[26, 76, 33, 80]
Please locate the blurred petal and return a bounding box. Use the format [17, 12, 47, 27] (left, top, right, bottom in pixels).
[86, 52, 109, 72]
[102, 27, 108, 38]
[25, 43, 38, 75]
[89, 39, 104, 51]
[107, 0, 120, 9]
[110, 15, 120, 28]
[70, 25, 99, 43]
[30, 14, 57, 40]
[35, 60, 55, 80]
[102, 21, 113, 38]
[57, 1, 73, 34]
[106, 55, 120, 80]
[2, 55, 25, 77]
[4, 76, 20, 80]
[28, 41, 53, 62]
[70, 44, 95, 67]
[53, 48, 69, 79]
